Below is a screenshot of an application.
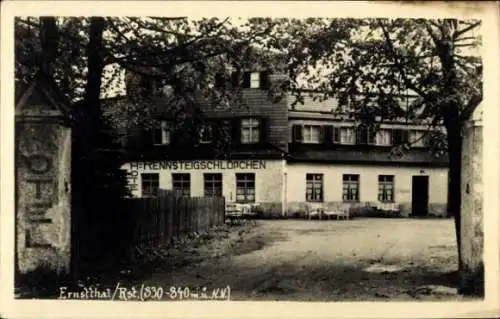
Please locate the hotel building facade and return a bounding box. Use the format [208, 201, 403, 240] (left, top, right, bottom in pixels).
[117, 70, 449, 218]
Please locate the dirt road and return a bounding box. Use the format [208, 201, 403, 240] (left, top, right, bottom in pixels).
[142, 218, 466, 301]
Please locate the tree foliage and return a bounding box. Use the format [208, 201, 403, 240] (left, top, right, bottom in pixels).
[280, 18, 482, 140]
[15, 17, 287, 130]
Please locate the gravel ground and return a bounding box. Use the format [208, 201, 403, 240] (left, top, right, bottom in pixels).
[16, 218, 475, 301]
[136, 218, 474, 301]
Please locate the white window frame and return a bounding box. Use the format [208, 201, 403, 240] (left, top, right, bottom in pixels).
[376, 129, 392, 146]
[409, 130, 425, 147]
[340, 127, 355, 145]
[250, 72, 260, 88]
[302, 125, 321, 144]
[241, 118, 260, 144]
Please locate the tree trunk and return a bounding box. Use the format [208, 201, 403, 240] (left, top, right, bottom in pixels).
[39, 17, 58, 74]
[84, 17, 105, 123]
[72, 17, 106, 276]
[445, 120, 463, 272]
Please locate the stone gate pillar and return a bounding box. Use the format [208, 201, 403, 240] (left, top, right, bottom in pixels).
[15, 74, 72, 276]
[460, 103, 484, 295]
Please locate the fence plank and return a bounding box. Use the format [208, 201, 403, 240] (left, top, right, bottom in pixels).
[127, 190, 225, 249]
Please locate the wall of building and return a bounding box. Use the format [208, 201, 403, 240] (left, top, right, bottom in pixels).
[122, 159, 286, 215]
[286, 163, 448, 217]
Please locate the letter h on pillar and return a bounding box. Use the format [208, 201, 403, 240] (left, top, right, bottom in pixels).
[15, 72, 73, 277]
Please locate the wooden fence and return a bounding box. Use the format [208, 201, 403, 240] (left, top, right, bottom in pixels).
[123, 190, 225, 250]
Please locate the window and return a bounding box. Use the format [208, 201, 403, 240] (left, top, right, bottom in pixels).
[200, 124, 213, 144]
[303, 125, 321, 143]
[141, 173, 159, 197]
[172, 173, 190, 197]
[241, 118, 260, 144]
[306, 174, 324, 202]
[250, 72, 261, 88]
[342, 174, 360, 201]
[356, 126, 375, 145]
[409, 130, 426, 147]
[236, 173, 255, 203]
[376, 129, 392, 146]
[204, 173, 222, 197]
[340, 127, 355, 144]
[378, 175, 394, 202]
[153, 120, 171, 145]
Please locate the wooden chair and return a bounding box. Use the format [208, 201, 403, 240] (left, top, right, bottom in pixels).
[336, 204, 351, 220]
[307, 203, 324, 220]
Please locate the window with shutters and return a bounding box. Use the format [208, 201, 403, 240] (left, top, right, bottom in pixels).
[342, 174, 360, 201]
[241, 118, 260, 144]
[378, 175, 394, 202]
[376, 129, 392, 146]
[236, 173, 255, 203]
[141, 173, 159, 197]
[303, 125, 321, 143]
[172, 173, 190, 197]
[340, 127, 355, 144]
[204, 173, 222, 197]
[153, 120, 172, 145]
[306, 174, 323, 202]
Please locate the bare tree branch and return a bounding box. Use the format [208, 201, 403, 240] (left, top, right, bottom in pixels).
[106, 18, 133, 43]
[422, 20, 441, 48]
[454, 21, 481, 39]
[377, 19, 429, 99]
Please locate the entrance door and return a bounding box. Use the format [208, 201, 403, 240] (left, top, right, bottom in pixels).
[411, 176, 429, 217]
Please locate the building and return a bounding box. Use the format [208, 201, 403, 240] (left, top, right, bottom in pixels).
[114, 69, 449, 218]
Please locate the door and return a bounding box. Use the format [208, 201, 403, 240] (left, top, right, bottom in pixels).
[412, 176, 429, 217]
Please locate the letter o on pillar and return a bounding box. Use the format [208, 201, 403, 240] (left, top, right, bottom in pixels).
[25, 154, 52, 174]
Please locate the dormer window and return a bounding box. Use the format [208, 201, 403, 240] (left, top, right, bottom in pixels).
[153, 120, 172, 145]
[241, 118, 260, 144]
[303, 125, 321, 144]
[199, 124, 213, 144]
[250, 72, 260, 88]
[239, 71, 271, 89]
